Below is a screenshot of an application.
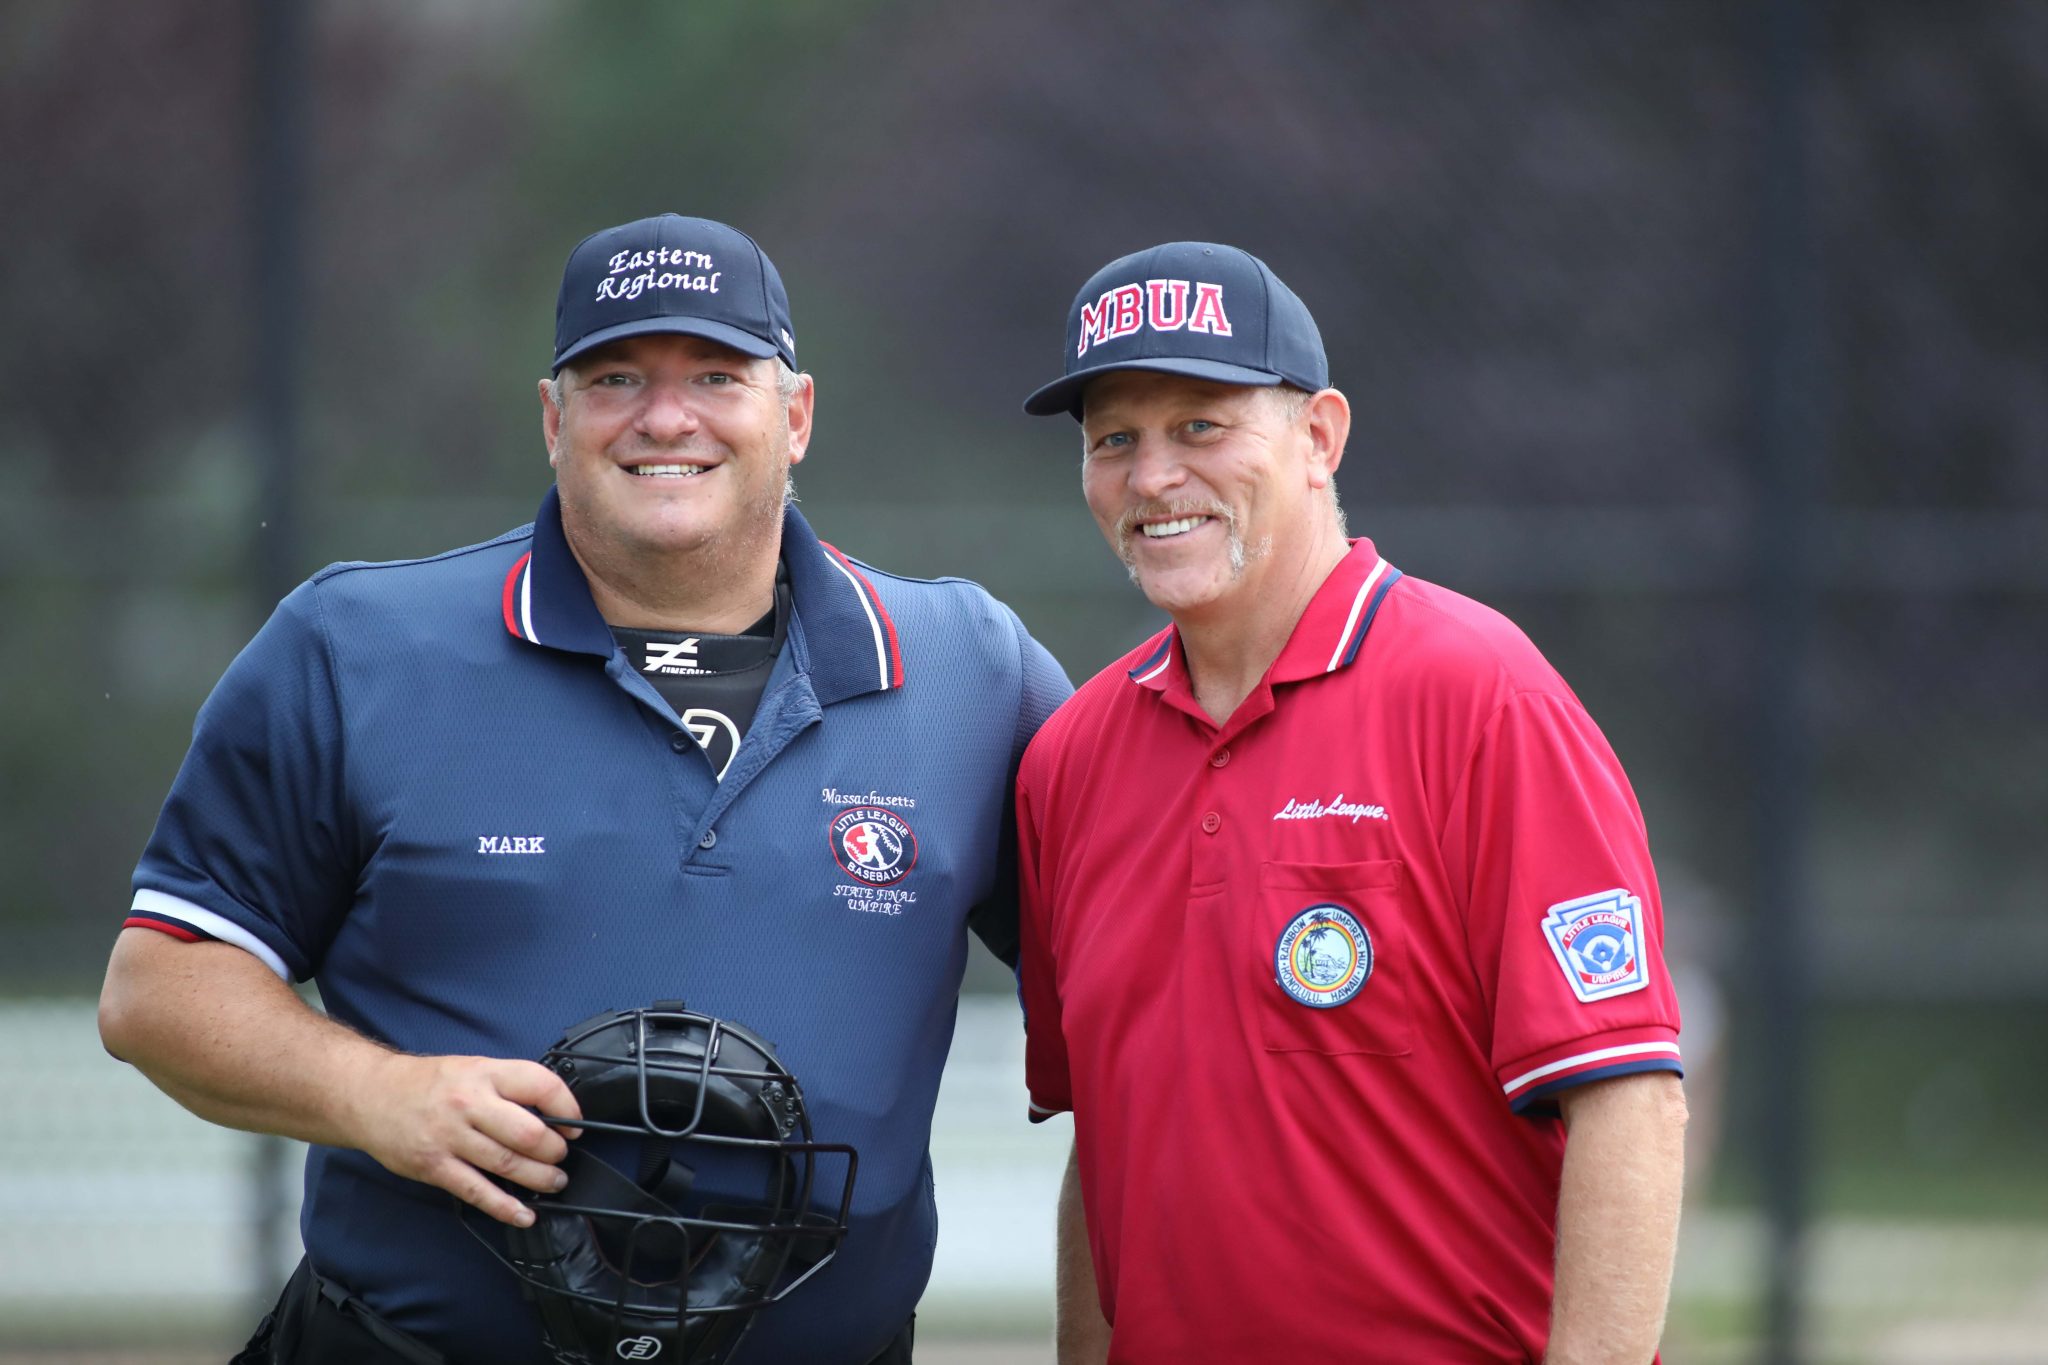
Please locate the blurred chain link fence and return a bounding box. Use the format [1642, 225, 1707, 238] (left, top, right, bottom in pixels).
[4, 0, 2043, 1358]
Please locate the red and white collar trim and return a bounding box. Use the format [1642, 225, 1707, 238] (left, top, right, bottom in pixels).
[501, 551, 538, 644]
[495, 488, 906, 703]
[818, 540, 906, 691]
[499, 541, 905, 690]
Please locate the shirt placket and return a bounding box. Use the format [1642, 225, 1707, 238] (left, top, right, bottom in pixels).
[1189, 734, 1237, 889]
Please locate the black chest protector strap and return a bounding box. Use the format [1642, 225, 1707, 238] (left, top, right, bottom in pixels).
[612, 570, 790, 780]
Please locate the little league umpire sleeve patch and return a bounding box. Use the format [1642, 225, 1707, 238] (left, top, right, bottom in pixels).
[1540, 888, 1649, 1003]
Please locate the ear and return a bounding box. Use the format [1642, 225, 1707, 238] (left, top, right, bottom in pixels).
[783, 371, 816, 468]
[539, 376, 565, 469]
[1302, 388, 1351, 491]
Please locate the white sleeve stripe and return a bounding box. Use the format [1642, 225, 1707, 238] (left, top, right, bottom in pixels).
[820, 551, 891, 690]
[1501, 1041, 1681, 1096]
[1028, 1099, 1065, 1116]
[130, 889, 293, 982]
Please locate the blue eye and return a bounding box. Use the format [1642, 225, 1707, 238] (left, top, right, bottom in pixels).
[1186, 419, 1215, 434]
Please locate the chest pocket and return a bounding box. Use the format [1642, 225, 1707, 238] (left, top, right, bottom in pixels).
[1254, 859, 1417, 1058]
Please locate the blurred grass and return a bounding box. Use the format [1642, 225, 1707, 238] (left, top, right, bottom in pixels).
[1810, 1003, 2048, 1221]
[1715, 1000, 2048, 1222]
[1663, 1209, 2048, 1363]
[1664, 999, 2048, 1359]
[11, 998, 2045, 1362]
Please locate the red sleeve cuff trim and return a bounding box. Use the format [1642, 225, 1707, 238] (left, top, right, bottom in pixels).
[123, 914, 206, 944]
[1027, 1097, 1069, 1124]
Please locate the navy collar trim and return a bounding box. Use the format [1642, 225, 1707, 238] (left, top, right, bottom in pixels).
[1127, 630, 1175, 683]
[811, 538, 906, 692]
[1335, 567, 1403, 669]
[499, 486, 904, 703]
[1123, 552, 1405, 692]
[785, 508, 905, 703]
[500, 486, 614, 656]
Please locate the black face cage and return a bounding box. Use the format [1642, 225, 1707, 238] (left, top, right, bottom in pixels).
[467, 1001, 858, 1365]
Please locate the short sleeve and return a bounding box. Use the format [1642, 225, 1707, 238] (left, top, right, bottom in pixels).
[964, 611, 1072, 969]
[127, 578, 357, 981]
[1440, 691, 1683, 1114]
[1015, 763, 1073, 1122]
[1015, 624, 1076, 750]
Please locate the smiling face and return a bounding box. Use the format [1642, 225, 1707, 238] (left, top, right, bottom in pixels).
[1079, 371, 1348, 623]
[541, 333, 811, 577]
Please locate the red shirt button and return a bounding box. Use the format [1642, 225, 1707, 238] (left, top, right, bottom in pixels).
[1201, 811, 1221, 833]
[1209, 749, 1231, 768]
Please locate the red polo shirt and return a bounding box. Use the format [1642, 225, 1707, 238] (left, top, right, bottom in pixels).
[1017, 538, 1681, 1363]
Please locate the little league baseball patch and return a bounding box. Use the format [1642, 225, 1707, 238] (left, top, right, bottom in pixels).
[830, 805, 918, 886]
[1540, 888, 1649, 1002]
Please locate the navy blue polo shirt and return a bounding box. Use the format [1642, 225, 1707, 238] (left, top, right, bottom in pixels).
[128, 487, 1071, 1365]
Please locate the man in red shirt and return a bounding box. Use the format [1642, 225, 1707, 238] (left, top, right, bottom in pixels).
[1016, 242, 1688, 1363]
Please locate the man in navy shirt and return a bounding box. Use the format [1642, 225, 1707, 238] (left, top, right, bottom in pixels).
[99, 214, 1070, 1364]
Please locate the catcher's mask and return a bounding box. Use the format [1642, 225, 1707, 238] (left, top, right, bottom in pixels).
[469, 1001, 857, 1365]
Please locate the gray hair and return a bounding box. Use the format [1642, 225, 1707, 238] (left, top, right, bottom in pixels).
[1270, 382, 1313, 421]
[1274, 384, 1347, 535]
[773, 358, 805, 401]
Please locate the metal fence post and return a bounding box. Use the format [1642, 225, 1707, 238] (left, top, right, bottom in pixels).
[248, 0, 310, 1321]
[1751, 0, 1824, 1360]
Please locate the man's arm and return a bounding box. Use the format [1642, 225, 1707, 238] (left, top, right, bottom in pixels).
[1056, 1138, 1112, 1365]
[98, 928, 580, 1226]
[1547, 1071, 1688, 1365]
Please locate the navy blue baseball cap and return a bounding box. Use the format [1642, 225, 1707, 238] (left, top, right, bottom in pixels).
[1022, 241, 1327, 419]
[552, 214, 797, 373]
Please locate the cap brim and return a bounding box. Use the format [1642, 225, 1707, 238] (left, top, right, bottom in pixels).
[1021, 357, 1283, 419]
[554, 316, 780, 372]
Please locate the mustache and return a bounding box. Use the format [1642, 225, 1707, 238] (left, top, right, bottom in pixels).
[620, 434, 726, 459]
[1113, 500, 1235, 556]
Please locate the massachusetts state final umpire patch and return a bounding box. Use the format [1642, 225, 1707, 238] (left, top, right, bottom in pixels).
[1274, 905, 1373, 1008]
